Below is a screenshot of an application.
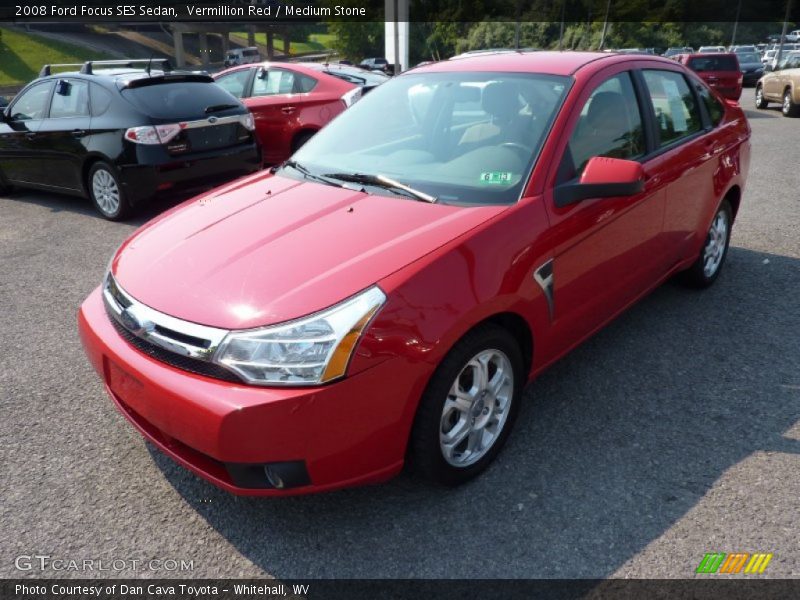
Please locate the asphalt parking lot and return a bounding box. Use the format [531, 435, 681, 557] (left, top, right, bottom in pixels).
[1, 103, 799, 580]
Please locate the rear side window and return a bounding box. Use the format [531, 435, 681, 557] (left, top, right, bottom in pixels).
[50, 79, 89, 118]
[642, 70, 702, 147]
[688, 56, 738, 71]
[122, 82, 241, 120]
[89, 83, 113, 116]
[696, 84, 726, 127]
[9, 81, 53, 121]
[560, 72, 644, 180]
[252, 69, 316, 96]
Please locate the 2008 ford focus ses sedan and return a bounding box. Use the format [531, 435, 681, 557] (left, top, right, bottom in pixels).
[79, 51, 750, 495]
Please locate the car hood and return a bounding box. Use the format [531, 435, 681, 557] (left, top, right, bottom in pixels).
[112, 172, 506, 330]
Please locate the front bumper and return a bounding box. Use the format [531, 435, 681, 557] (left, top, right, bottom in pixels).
[117, 143, 261, 206]
[78, 287, 422, 496]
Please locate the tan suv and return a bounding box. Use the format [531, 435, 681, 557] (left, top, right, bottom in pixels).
[756, 51, 800, 116]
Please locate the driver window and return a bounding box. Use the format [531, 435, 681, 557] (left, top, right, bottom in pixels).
[8, 81, 54, 121]
[559, 72, 644, 182]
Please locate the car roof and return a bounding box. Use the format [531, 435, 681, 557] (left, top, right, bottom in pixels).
[412, 50, 676, 76]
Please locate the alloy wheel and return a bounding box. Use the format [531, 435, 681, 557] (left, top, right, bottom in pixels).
[703, 210, 729, 278]
[439, 349, 514, 467]
[92, 169, 121, 216]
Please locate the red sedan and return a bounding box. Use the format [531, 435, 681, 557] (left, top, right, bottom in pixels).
[213, 61, 388, 164]
[674, 53, 743, 101]
[79, 51, 750, 495]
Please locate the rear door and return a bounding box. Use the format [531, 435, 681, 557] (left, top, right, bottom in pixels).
[34, 78, 91, 192]
[638, 68, 720, 263]
[245, 67, 318, 163]
[0, 80, 53, 184]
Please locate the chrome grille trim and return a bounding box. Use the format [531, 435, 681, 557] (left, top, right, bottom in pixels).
[180, 114, 251, 130]
[103, 273, 229, 361]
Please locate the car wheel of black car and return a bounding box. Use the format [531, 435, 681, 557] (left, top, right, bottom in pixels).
[410, 324, 523, 486]
[681, 199, 733, 288]
[87, 162, 131, 221]
[755, 85, 768, 109]
[782, 90, 800, 117]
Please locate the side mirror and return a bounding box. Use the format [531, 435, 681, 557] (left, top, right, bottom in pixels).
[554, 157, 645, 208]
[765, 64, 775, 72]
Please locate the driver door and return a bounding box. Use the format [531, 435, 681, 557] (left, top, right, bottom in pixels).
[541, 69, 669, 358]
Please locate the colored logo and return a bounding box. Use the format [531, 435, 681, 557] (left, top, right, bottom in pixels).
[696, 552, 773, 574]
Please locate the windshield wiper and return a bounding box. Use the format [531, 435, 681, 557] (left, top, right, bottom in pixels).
[324, 172, 437, 203]
[278, 160, 345, 188]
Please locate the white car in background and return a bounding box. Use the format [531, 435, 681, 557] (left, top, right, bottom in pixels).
[699, 46, 726, 53]
[223, 47, 261, 67]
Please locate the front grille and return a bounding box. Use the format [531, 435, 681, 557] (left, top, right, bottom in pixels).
[107, 306, 243, 383]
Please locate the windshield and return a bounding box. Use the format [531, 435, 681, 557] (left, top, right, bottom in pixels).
[286, 71, 570, 206]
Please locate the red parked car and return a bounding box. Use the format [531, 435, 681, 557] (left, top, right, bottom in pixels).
[79, 52, 750, 495]
[675, 53, 743, 100]
[213, 61, 388, 164]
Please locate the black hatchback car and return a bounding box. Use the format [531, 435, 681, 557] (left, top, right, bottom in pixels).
[0, 60, 261, 220]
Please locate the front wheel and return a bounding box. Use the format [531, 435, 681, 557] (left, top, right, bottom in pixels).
[755, 85, 768, 109]
[681, 199, 733, 288]
[782, 90, 800, 117]
[87, 162, 131, 221]
[409, 324, 524, 486]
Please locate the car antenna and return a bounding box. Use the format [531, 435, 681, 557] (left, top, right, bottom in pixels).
[146, 51, 155, 76]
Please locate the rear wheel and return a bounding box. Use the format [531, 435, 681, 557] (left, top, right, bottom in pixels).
[755, 85, 768, 109]
[681, 199, 732, 288]
[87, 162, 131, 221]
[409, 324, 524, 486]
[782, 90, 800, 117]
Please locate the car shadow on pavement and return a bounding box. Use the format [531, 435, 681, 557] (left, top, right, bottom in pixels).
[2, 189, 196, 223]
[150, 246, 800, 578]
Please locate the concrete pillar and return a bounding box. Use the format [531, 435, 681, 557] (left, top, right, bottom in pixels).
[247, 26, 256, 47]
[384, 0, 409, 73]
[267, 30, 274, 60]
[283, 31, 290, 56]
[173, 30, 185, 67]
[199, 33, 209, 67]
[221, 32, 229, 54]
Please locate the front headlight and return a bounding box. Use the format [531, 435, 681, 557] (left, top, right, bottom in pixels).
[213, 287, 386, 385]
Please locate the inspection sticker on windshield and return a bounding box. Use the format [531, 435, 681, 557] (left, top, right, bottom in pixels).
[479, 171, 513, 185]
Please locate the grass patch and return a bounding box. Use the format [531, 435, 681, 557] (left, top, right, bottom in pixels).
[0, 27, 111, 87]
[230, 32, 336, 56]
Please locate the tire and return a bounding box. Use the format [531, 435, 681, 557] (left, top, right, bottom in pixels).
[87, 161, 131, 221]
[755, 85, 768, 109]
[681, 199, 733, 288]
[409, 323, 524, 486]
[782, 89, 800, 117]
[291, 131, 316, 154]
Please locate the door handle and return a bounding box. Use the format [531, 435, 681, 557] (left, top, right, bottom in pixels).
[71, 129, 87, 137]
[281, 106, 296, 115]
